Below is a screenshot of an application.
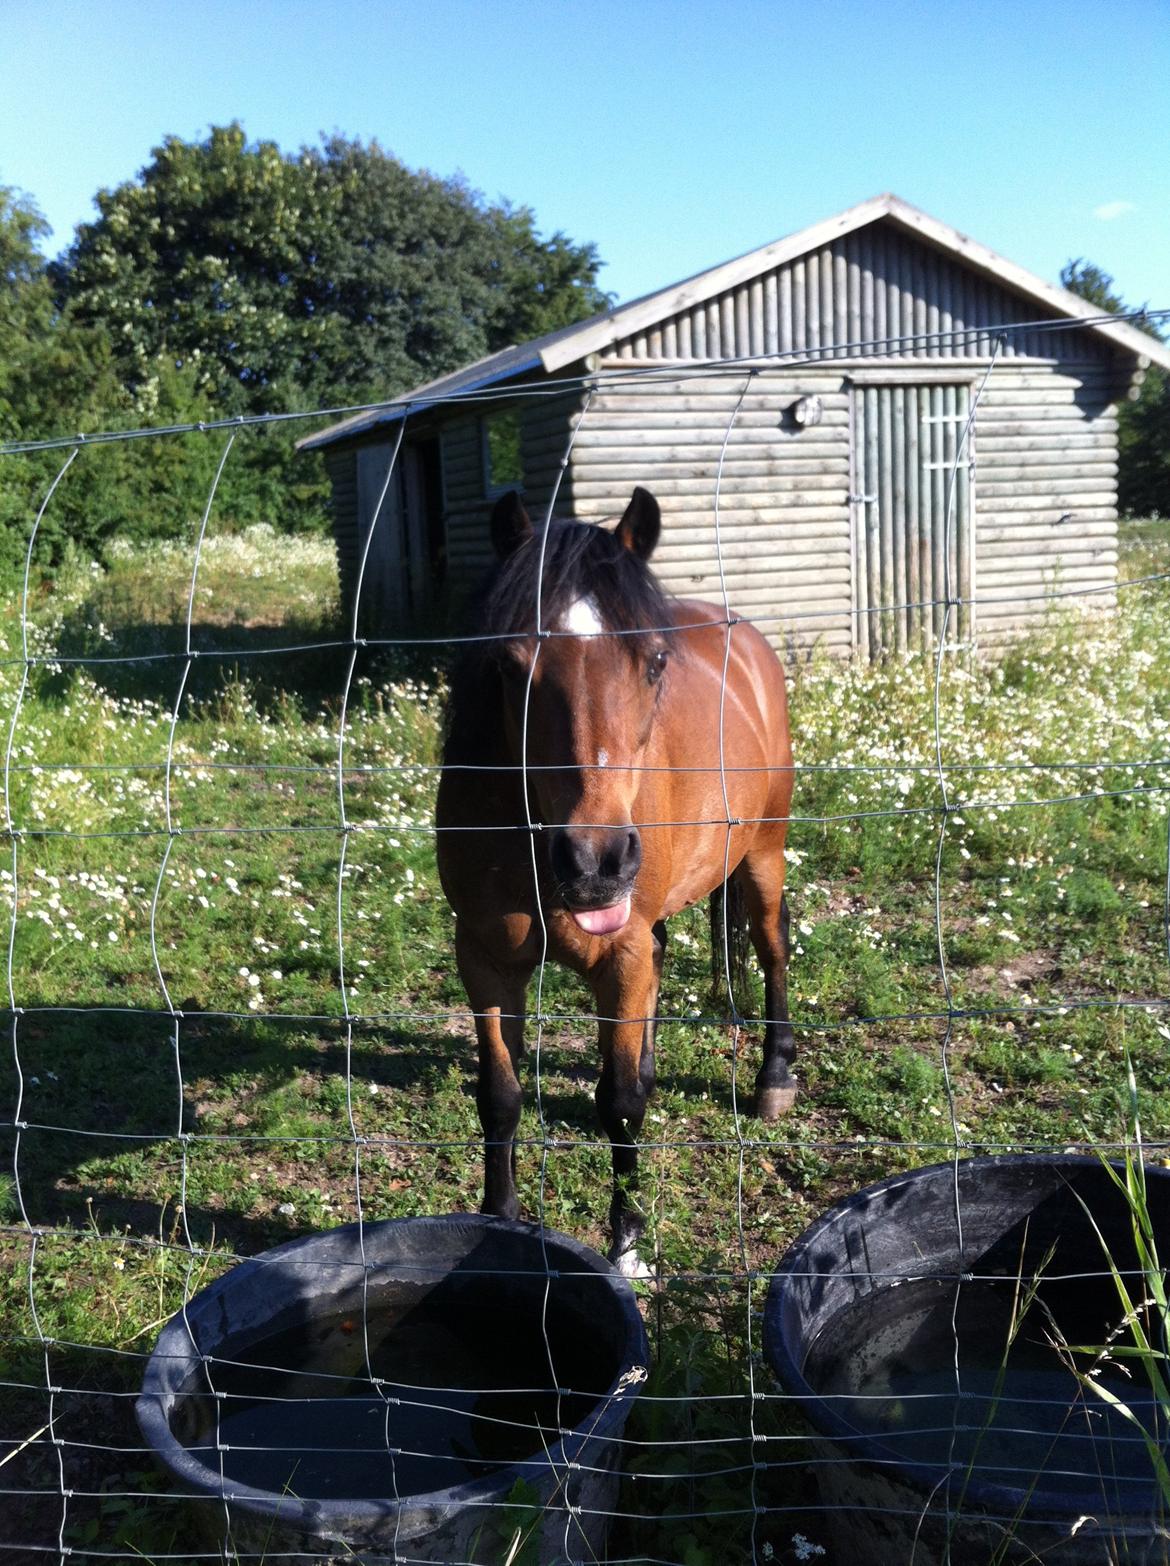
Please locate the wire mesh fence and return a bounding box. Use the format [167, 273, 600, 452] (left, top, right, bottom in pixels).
[2, 314, 1170, 1564]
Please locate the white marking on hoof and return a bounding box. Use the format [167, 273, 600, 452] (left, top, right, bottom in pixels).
[613, 1248, 655, 1281]
[757, 1081, 799, 1121]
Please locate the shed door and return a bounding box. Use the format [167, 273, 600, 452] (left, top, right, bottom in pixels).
[850, 383, 975, 656]
[356, 441, 443, 631]
[356, 445, 408, 629]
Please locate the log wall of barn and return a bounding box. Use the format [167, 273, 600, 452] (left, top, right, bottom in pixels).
[577, 220, 1129, 654]
[970, 360, 1120, 644]
[323, 448, 359, 611]
[561, 358, 1124, 657]
[437, 389, 589, 604]
[317, 215, 1133, 655]
[433, 414, 486, 599]
[562, 371, 854, 657]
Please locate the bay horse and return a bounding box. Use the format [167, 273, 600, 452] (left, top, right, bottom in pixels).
[436, 487, 795, 1274]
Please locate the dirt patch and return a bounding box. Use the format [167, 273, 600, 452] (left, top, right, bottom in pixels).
[965, 948, 1060, 992]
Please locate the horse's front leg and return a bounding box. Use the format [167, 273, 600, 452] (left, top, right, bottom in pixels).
[456, 928, 534, 1222]
[592, 925, 660, 1275]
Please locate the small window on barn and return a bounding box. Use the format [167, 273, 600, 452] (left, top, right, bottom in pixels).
[481, 408, 524, 496]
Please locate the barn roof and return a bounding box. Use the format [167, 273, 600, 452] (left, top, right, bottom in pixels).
[298, 193, 1170, 453]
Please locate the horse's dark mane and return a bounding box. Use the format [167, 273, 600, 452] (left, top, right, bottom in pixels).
[444, 519, 675, 765]
[481, 519, 673, 641]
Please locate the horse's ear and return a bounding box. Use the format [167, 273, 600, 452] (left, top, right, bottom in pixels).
[490, 490, 533, 559]
[614, 487, 661, 560]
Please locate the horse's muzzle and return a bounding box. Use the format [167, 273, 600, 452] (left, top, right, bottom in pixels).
[550, 825, 641, 934]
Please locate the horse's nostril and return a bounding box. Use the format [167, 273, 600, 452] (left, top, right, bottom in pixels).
[600, 828, 641, 882]
[549, 828, 583, 886]
[623, 827, 642, 877]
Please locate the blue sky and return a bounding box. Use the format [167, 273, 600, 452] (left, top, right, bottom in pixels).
[3, 0, 1167, 313]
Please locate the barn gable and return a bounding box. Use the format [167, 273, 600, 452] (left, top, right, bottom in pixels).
[540, 193, 1164, 378]
[604, 214, 1112, 368]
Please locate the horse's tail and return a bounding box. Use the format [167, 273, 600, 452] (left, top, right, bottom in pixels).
[709, 874, 752, 1017]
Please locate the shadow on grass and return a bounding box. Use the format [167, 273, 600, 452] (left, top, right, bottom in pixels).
[0, 1007, 492, 1256]
[1, 1000, 748, 1261]
[0, 1329, 202, 1562]
[45, 607, 452, 722]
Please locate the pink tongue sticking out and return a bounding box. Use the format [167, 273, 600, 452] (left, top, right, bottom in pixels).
[572, 896, 632, 936]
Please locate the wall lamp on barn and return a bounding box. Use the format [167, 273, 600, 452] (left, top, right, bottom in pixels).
[787, 394, 824, 429]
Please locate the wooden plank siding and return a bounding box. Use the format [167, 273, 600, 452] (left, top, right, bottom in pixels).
[435, 414, 487, 603]
[324, 428, 443, 636]
[564, 372, 853, 656]
[323, 448, 359, 617]
[438, 389, 590, 605]
[973, 362, 1120, 644]
[559, 357, 1123, 656]
[312, 214, 1136, 657]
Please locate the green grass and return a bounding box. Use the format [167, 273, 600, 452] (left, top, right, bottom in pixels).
[1064, 1060, 1170, 1518]
[0, 517, 1168, 1561]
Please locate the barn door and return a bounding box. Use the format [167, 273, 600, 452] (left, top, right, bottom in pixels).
[356, 442, 441, 631]
[356, 444, 408, 630]
[401, 443, 435, 617]
[850, 382, 975, 657]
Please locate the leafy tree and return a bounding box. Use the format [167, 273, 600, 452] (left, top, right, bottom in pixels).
[0, 186, 66, 455]
[0, 188, 113, 569]
[0, 185, 252, 569]
[1061, 258, 1130, 318]
[1118, 366, 1170, 518]
[0, 323, 233, 572]
[0, 185, 53, 343]
[3, 135, 608, 563]
[1061, 258, 1169, 517]
[51, 129, 332, 415]
[52, 126, 610, 414]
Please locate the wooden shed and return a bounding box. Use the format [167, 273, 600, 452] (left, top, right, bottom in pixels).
[298, 194, 1169, 657]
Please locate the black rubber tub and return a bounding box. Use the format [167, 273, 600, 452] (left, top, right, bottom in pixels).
[138, 1215, 649, 1564]
[764, 1156, 1170, 1565]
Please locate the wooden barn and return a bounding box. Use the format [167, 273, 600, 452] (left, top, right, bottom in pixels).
[298, 194, 1169, 657]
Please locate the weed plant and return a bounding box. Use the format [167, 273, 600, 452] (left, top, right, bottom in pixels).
[1067, 1061, 1170, 1519]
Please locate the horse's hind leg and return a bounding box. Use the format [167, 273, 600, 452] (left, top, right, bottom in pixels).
[456, 929, 533, 1221]
[735, 840, 797, 1120]
[638, 918, 666, 1112]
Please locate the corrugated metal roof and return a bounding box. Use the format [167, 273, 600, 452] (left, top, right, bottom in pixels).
[296, 349, 543, 451]
[298, 194, 1169, 452]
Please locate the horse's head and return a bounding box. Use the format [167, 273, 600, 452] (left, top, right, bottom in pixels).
[487, 487, 672, 936]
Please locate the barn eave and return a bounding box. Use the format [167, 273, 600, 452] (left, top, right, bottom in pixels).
[296, 352, 544, 453]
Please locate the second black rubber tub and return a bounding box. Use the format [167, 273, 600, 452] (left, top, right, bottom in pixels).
[764, 1156, 1170, 1565]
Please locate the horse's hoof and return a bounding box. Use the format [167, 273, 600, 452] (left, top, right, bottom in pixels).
[756, 1082, 798, 1121]
[611, 1248, 656, 1282]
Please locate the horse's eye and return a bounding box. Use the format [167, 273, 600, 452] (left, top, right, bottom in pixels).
[647, 649, 669, 686]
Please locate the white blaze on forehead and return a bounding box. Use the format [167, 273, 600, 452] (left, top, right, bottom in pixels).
[597, 749, 609, 768]
[561, 596, 604, 637]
